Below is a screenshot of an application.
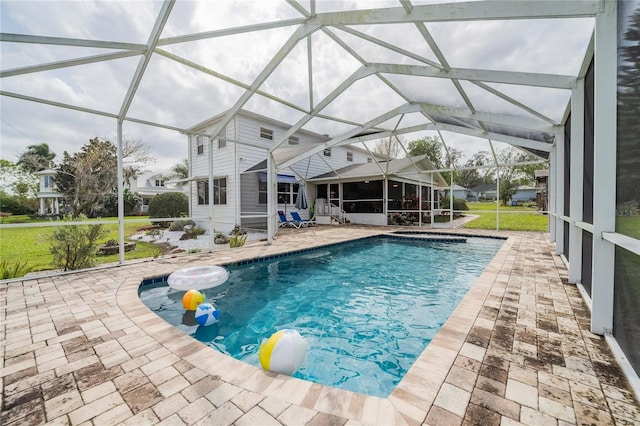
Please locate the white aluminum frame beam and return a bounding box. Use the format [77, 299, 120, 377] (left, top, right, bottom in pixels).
[569, 80, 585, 284]
[590, 0, 617, 336]
[370, 63, 576, 89]
[313, 1, 600, 25]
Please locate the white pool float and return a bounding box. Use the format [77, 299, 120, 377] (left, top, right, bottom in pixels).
[168, 266, 229, 291]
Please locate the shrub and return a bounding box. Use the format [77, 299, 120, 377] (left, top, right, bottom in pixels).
[169, 219, 196, 231]
[148, 192, 188, 219]
[49, 214, 108, 271]
[0, 192, 37, 215]
[229, 224, 247, 248]
[0, 260, 32, 279]
[441, 197, 469, 212]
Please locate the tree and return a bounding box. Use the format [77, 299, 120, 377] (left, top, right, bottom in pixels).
[17, 143, 56, 172]
[458, 151, 495, 189]
[55, 137, 154, 217]
[164, 159, 189, 187]
[373, 136, 404, 159]
[0, 160, 39, 198]
[407, 136, 462, 183]
[495, 147, 545, 205]
[56, 138, 118, 217]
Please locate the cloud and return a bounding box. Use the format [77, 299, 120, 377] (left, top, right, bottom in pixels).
[1, 1, 594, 173]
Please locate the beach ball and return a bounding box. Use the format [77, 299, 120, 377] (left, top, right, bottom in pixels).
[182, 289, 206, 311]
[194, 303, 220, 327]
[259, 329, 309, 376]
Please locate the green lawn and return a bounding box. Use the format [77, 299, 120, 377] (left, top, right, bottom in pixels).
[0, 216, 161, 276]
[461, 202, 549, 232]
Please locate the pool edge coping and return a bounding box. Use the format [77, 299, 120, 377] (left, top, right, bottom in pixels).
[118, 230, 514, 424]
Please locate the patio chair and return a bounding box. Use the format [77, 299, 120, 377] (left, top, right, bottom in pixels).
[290, 211, 316, 227]
[278, 211, 299, 228]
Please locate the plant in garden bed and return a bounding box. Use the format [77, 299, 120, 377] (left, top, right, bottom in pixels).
[229, 224, 247, 248]
[0, 260, 32, 279]
[49, 214, 108, 271]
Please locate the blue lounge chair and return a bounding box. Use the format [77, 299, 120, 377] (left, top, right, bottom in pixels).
[290, 211, 315, 227]
[278, 211, 299, 228]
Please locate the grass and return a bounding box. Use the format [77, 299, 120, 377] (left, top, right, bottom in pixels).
[461, 202, 549, 232]
[0, 216, 162, 276]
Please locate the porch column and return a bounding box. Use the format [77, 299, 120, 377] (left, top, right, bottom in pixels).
[549, 144, 557, 242]
[591, 0, 617, 335]
[555, 131, 565, 255]
[569, 81, 585, 284]
[40, 198, 45, 215]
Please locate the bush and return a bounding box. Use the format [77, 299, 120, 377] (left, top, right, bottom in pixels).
[441, 197, 469, 211]
[0, 192, 37, 215]
[49, 214, 108, 271]
[229, 224, 247, 248]
[169, 219, 196, 231]
[148, 192, 188, 219]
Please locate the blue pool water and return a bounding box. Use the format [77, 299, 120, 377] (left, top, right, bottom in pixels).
[139, 235, 503, 397]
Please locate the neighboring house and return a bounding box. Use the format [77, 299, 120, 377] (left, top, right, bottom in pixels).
[450, 184, 471, 201]
[130, 171, 187, 212]
[469, 183, 497, 201]
[511, 185, 536, 203]
[35, 169, 63, 215]
[35, 169, 184, 215]
[186, 109, 446, 232]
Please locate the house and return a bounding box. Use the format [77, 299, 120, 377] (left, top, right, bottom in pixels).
[450, 184, 471, 201]
[34, 169, 184, 215]
[35, 169, 63, 215]
[130, 171, 187, 212]
[511, 185, 536, 204]
[186, 110, 446, 232]
[469, 183, 497, 201]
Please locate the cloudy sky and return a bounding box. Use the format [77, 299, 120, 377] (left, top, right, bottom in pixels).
[0, 0, 595, 172]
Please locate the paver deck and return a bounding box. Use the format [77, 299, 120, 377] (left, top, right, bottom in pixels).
[1, 226, 639, 425]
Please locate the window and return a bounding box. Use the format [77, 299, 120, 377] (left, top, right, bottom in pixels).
[347, 151, 353, 162]
[155, 179, 165, 187]
[288, 136, 299, 145]
[197, 178, 227, 205]
[196, 135, 205, 155]
[260, 127, 273, 140]
[44, 175, 54, 188]
[323, 148, 331, 157]
[277, 182, 299, 205]
[367, 157, 373, 163]
[217, 127, 226, 149]
[342, 180, 383, 213]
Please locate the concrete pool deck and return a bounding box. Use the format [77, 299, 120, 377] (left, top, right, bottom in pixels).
[1, 226, 639, 425]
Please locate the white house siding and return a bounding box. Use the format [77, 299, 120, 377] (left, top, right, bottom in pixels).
[189, 112, 377, 232]
[189, 122, 238, 233]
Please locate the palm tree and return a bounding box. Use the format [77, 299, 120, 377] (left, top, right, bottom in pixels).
[165, 159, 189, 186]
[17, 143, 56, 172]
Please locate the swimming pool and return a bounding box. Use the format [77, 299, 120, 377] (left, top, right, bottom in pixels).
[139, 235, 504, 397]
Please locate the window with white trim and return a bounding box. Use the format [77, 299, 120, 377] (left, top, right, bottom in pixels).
[323, 148, 331, 157]
[288, 136, 299, 145]
[260, 127, 273, 140]
[217, 127, 227, 149]
[367, 157, 373, 163]
[196, 135, 205, 155]
[197, 178, 227, 205]
[347, 151, 353, 162]
[154, 179, 165, 187]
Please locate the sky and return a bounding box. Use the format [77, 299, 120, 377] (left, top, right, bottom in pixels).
[0, 0, 595, 172]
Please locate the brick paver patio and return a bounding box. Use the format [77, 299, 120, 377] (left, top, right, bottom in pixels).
[1, 226, 639, 425]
